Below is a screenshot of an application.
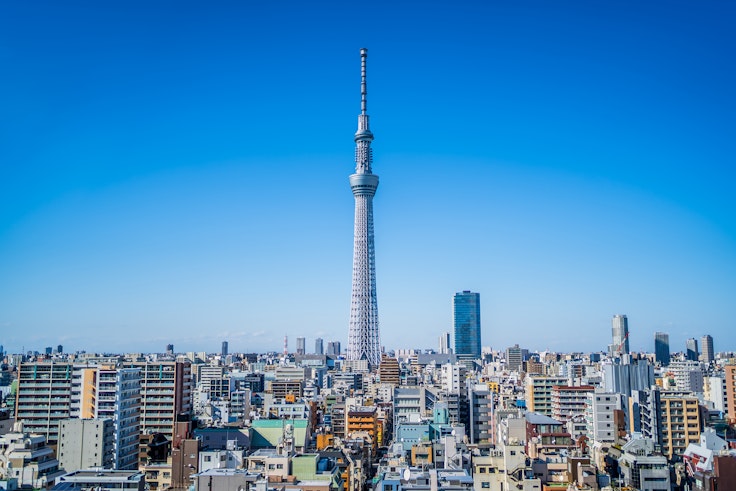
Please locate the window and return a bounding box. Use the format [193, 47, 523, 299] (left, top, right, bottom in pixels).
[482, 483, 490, 488]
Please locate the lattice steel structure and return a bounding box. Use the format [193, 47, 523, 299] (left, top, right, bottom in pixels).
[347, 48, 381, 367]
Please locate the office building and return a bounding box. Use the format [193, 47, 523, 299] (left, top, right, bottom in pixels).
[347, 48, 381, 368]
[611, 314, 629, 356]
[654, 332, 670, 366]
[686, 338, 699, 361]
[506, 344, 523, 372]
[315, 337, 324, 355]
[439, 332, 451, 354]
[327, 341, 341, 356]
[221, 341, 228, 357]
[296, 337, 306, 356]
[603, 359, 655, 397]
[701, 334, 714, 364]
[453, 291, 481, 364]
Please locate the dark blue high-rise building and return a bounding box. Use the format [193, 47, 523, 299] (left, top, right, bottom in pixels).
[453, 291, 481, 364]
[654, 332, 670, 366]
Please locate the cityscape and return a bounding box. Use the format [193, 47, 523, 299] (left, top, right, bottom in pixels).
[2, 2, 735, 491]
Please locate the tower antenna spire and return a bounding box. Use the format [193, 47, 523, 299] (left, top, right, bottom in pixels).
[360, 48, 368, 115]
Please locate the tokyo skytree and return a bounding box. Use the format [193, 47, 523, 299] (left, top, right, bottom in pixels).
[347, 48, 381, 367]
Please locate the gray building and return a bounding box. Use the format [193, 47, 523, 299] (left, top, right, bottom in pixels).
[505, 344, 523, 372]
[686, 338, 699, 361]
[58, 419, 115, 472]
[54, 470, 145, 491]
[611, 314, 629, 356]
[701, 334, 714, 364]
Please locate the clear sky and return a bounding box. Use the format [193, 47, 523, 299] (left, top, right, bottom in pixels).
[1, 1, 734, 356]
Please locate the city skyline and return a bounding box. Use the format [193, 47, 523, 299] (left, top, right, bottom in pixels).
[1, 1, 735, 355]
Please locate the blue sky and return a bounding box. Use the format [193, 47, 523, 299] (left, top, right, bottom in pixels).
[1, 1, 734, 356]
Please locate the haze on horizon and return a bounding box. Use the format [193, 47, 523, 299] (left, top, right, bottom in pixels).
[1, 1, 734, 356]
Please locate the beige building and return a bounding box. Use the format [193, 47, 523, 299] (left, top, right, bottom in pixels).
[525, 376, 567, 416]
[659, 392, 702, 459]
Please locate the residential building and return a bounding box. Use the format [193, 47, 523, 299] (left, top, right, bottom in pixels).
[14, 362, 74, 444]
[123, 361, 192, 441]
[467, 384, 492, 444]
[659, 392, 702, 459]
[96, 366, 141, 469]
[585, 391, 622, 443]
[619, 437, 670, 491]
[0, 431, 65, 489]
[524, 376, 567, 416]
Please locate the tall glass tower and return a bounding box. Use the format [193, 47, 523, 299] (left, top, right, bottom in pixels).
[654, 331, 670, 366]
[454, 291, 481, 363]
[347, 48, 381, 367]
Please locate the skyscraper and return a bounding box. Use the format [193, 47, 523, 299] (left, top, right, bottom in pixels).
[221, 341, 228, 357]
[454, 291, 481, 364]
[296, 337, 306, 356]
[654, 332, 670, 366]
[685, 338, 699, 361]
[611, 314, 629, 356]
[439, 332, 451, 354]
[701, 334, 714, 364]
[347, 48, 381, 367]
[315, 337, 324, 355]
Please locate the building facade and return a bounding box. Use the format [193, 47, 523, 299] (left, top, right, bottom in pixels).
[611, 314, 630, 356]
[701, 335, 714, 364]
[654, 332, 670, 366]
[453, 291, 481, 365]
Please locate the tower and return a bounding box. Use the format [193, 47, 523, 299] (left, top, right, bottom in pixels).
[685, 338, 699, 361]
[221, 341, 228, 357]
[611, 314, 630, 356]
[654, 331, 670, 366]
[701, 334, 714, 364]
[453, 291, 481, 365]
[347, 48, 381, 367]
